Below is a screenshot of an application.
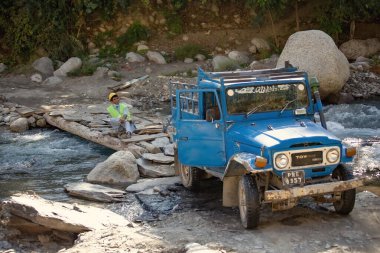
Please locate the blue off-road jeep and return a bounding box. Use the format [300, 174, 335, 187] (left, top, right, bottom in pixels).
[170, 65, 362, 228]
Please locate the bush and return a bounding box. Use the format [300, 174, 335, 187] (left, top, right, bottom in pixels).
[165, 13, 183, 35]
[174, 44, 207, 60]
[116, 22, 149, 52]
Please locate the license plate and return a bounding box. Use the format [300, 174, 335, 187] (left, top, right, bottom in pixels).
[282, 170, 305, 186]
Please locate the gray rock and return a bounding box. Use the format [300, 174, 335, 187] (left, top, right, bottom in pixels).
[355, 56, 371, 63]
[126, 52, 145, 63]
[0, 63, 7, 73]
[64, 182, 125, 203]
[126, 176, 180, 192]
[164, 143, 175, 156]
[54, 57, 82, 77]
[212, 55, 237, 71]
[107, 70, 120, 78]
[184, 58, 194, 63]
[127, 144, 147, 159]
[249, 45, 257, 54]
[228, 51, 250, 65]
[10, 118, 29, 133]
[137, 44, 149, 52]
[31, 73, 43, 83]
[27, 116, 36, 125]
[142, 153, 174, 164]
[42, 76, 63, 85]
[36, 118, 47, 127]
[146, 51, 166, 64]
[151, 137, 170, 148]
[137, 141, 161, 154]
[277, 30, 349, 99]
[251, 38, 270, 52]
[137, 158, 175, 177]
[87, 151, 139, 185]
[32, 57, 54, 76]
[195, 54, 206, 61]
[339, 38, 380, 60]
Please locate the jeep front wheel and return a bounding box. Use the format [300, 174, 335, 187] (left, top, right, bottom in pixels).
[180, 164, 202, 191]
[238, 175, 260, 229]
[332, 166, 356, 215]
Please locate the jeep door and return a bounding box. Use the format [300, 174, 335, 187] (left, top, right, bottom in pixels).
[176, 89, 226, 167]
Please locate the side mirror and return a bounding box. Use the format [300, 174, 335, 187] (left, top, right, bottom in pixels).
[206, 109, 215, 122]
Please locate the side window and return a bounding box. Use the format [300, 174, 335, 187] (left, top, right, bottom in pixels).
[178, 91, 199, 119]
[203, 92, 221, 120]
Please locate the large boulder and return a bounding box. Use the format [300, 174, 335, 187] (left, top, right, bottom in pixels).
[228, 51, 250, 65]
[32, 57, 54, 77]
[339, 38, 380, 60]
[53, 57, 82, 77]
[10, 118, 29, 133]
[87, 151, 139, 185]
[276, 30, 349, 99]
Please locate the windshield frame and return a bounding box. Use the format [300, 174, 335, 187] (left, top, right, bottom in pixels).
[222, 79, 314, 121]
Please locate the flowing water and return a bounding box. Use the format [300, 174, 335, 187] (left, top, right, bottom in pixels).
[0, 102, 379, 202]
[0, 129, 113, 201]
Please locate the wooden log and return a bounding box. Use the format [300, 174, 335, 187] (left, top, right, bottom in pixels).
[44, 114, 128, 151]
[108, 75, 149, 92]
[121, 133, 169, 144]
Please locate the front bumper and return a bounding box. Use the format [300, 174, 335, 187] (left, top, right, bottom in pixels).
[264, 178, 364, 202]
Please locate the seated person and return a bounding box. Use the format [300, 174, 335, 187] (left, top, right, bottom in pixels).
[107, 92, 135, 138]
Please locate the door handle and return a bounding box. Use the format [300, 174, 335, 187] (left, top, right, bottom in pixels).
[180, 137, 188, 141]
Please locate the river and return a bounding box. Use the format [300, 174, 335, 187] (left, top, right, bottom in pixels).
[0, 102, 379, 201]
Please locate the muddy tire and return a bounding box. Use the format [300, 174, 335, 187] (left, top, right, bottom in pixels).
[180, 163, 203, 191]
[238, 175, 260, 229]
[332, 166, 356, 215]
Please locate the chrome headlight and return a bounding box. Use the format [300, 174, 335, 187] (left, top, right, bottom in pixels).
[326, 148, 339, 163]
[275, 153, 289, 169]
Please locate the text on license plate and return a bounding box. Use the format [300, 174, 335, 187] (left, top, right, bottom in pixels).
[282, 170, 305, 186]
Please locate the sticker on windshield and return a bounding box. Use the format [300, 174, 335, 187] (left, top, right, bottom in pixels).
[298, 84, 305, 91]
[227, 90, 234, 96]
[235, 85, 290, 94]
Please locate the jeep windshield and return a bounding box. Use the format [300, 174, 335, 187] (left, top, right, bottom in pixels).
[226, 83, 308, 115]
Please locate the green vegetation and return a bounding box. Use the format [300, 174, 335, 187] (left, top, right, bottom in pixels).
[174, 44, 208, 60]
[116, 22, 150, 52]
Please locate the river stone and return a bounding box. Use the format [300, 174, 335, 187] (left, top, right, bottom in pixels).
[339, 38, 380, 60]
[87, 151, 139, 185]
[276, 30, 349, 99]
[27, 116, 36, 125]
[251, 38, 270, 52]
[142, 153, 174, 164]
[16, 107, 35, 117]
[137, 141, 161, 154]
[195, 54, 206, 61]
[31, 73, 43, 83]
[151, 137, 170, 149]
[32, 57, 54, 77]
[64, 182, 125, 203]
[10, 118, 29, 133]
[126, 176, 180, 192]
[127, 144, 147, 159]
[212, 55, 237, 71]
[146, 51, 166, 64]
[42, 76, 63, 85]
[36, 118, 47, 128]
[54, 57, 82, 77]
[126, 52, 145, 63]
[137, 44, 149, 52]
[228, 51, 250, 65]
[164, 143, 175, 156]
[137, 158, 175, 177]
[0, 63, 7, 73]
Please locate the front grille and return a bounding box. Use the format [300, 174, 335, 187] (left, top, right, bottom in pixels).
[291, 151, 323, 167]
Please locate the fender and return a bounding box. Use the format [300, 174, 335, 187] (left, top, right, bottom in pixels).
[223, 152, 272, 179]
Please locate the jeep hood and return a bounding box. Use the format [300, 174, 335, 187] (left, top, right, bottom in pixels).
[228, 118, 340, 149]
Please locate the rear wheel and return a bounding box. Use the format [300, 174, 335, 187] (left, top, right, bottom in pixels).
[332, 166, 356, 215]
[238, 175, 261, 229]
[180, 163, 203, 191]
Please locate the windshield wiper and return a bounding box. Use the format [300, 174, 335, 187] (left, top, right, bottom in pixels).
[246, 102, 268, 117]
[280, 98, 298, 114]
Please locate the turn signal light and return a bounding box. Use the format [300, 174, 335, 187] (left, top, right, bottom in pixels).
[346, 147, 357, 157]
[255, 157, 267, 168]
